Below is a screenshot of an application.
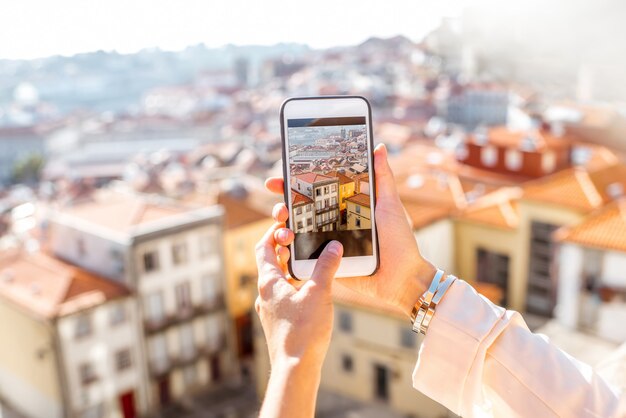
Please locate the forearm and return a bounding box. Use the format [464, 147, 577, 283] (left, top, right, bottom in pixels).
[412, 280, 621, 417]
[260, 357, 322, 418]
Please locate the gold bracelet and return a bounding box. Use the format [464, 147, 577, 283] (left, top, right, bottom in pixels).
[411, 272, 457, 335]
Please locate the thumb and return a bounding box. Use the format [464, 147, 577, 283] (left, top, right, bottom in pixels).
[307, 241, 343, 293]
[373, 143, 399, 200]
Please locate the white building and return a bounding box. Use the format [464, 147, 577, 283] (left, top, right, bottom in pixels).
[291, 190, 314, 233]
[45, 188, 234, 413]
[292, 173, 340, 232]
[0, 251, 148, 418]
[554, 199, 626, 343]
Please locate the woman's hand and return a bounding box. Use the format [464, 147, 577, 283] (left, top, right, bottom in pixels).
[255, 222, 343, 417]
[265, 143, 436, 318]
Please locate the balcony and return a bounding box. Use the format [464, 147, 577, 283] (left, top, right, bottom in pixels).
[315, 203, 339, 214]
[144, 297, 226, 335]
[317, 216, 339, 228]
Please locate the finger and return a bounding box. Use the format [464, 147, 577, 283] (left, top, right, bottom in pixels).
[373, 143, 400, 200]
[303, 241, 343, 294]
[265, 177, 284, 195]
[277, 245, 290, 266]
[274, 227, 294, 247]
[255, 222, 285, 277]
[272, 203, 289, 223]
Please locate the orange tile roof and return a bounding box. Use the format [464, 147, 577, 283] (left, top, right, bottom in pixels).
[459, 188, 522, 230]
[0, 251, 129, 319]
[588, 164, 626, 203]
[60, 190, 190, 234]
[217, 192, 271, 229]
[402, 201, 451, 229]
[291, 190, 313, 206]
[554, 199, 626, 253]
[474, 126, 572, 150]
[325, 171, 355, 185]
[294, 172, 334, 184]
[345, 193, 371, 208]
[522, 168, 603, 212]
[396, 170, 467, 210]
[332, 282, 404, 319]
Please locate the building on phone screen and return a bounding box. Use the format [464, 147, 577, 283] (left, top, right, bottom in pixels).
[292, 173, 340, 232]
[325, 171, 356, 227]
[346, 193, 371, 230]
[291, 191, 314, 233]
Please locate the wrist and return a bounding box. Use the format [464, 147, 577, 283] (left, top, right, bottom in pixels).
[398, 260, 437, 319]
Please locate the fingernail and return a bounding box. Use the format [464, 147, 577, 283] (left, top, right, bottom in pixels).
[327, 241, 343, 256]
[277, 229, 289, 241]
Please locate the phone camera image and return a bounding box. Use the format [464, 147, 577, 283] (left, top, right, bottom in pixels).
[287, 116, 374, 260]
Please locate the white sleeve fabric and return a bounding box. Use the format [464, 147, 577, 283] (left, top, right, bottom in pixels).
[412, 279, 624, 418]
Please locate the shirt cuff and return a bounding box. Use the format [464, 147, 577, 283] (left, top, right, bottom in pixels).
[412, 279, 506, 415]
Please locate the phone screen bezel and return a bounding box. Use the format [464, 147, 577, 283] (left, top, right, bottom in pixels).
[280, 96, 379, 280]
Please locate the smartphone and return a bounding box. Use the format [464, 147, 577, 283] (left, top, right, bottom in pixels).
[280, 96, 379, 279]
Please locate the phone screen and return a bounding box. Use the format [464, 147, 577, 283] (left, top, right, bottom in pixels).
[286, 116, 374, 260]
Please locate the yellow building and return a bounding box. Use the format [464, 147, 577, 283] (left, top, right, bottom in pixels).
[345, 193, 371, 230]
[254, 284, 449, 417]
[326, 171, 356, 212]
[217, 189, 275, 378]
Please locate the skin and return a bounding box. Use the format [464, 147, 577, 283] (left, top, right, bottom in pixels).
[256, 143, 437, 418]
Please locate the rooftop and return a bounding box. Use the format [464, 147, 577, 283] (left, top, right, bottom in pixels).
[325, 171, 355, 185]
[522, 168, 603, 212]
[345, 193, 371, 208]
[471, 126, 572, 151]
[402, 201, 451, 230]
[294, 172, 335, 185]
[459, 188, 522, 230]
[554, 199, 626, 253]
[0, 251, 129, 319]
[291, 190, 313, 206]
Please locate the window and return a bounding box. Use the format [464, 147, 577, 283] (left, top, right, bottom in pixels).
[240, 274, 254, 287]
[79, 363, 97, 385]
[316, 189, 321, 197]
[306, 205, 312, 212]
[144, 292, 164, 322]
[180, 324, 196, 358]
[356, 205, 361, 214]
[481, 146, 498, 167]
[202, 273, 221, 306]
[77, 238, 86, 258]
[172, 242, 188, 265]
[115, 348, 132, 371]
[505, 149, 522, 171]
[75, 314, 92, 339]
[182, 364, 197, 387]
[143, 250, 159, 273]
[306, 218, 312, 226]
[176, 282, 192, 310]
[324, 186, 329, 194]
[338, 311, 352, 333]
[206, 313, 224, 349]
[297, 221, 303, 230]
[148, 335, 169, 372]
[341, 354, 353, 372]
[199, 232, 217, 257]
[331, 184, 337, 192]
[542, 151, 556, 173]
[356, 218, 361, 228]
[400, 328, 416, 348]
[109, 303, 127, 326]
[331, 197, 337, 206]
[80, 404, 104, 418]
[295, 207, 302, 215]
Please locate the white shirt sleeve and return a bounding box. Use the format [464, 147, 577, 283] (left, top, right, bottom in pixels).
[412, 279, 624, 418]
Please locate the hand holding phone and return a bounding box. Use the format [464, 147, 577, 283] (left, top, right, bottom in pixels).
[280, 96, 379, 279]
[269, 139, 437, 317]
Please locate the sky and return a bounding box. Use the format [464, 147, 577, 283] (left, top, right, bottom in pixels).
[0, 0, 463, 60]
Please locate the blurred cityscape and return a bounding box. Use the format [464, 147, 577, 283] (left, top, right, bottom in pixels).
[1, 2, 626, 418]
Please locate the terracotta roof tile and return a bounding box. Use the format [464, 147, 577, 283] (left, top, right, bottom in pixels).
[325, 171, 355, 185]
[345, 193, 371, 208]
[217, 192, 273, 229]
[554, 199, 626, 253]
[294, 172, 334, 184]
[459, 188, 522, 230]
[588, 164, 626, 203]
[0, 251, 129, 319]
[523, 168, 603, 212]
[291, 190, 313, 206]
[473, 126, 572, 150]
[402, 201, 451, 229]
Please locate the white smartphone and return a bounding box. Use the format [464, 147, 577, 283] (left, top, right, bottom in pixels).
[280, 96, 379, 279]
